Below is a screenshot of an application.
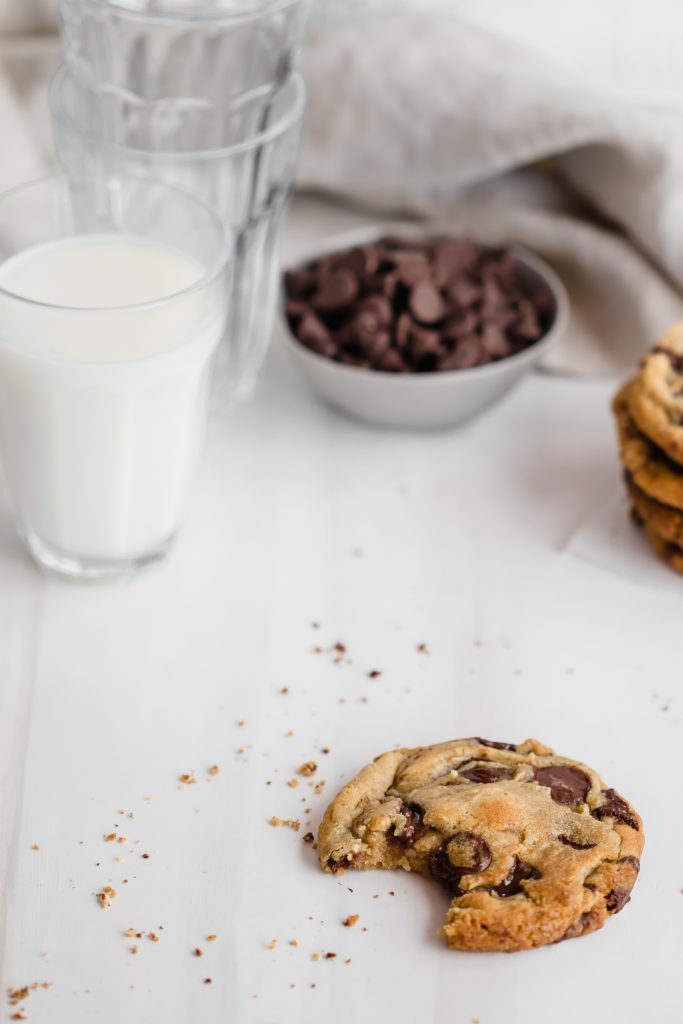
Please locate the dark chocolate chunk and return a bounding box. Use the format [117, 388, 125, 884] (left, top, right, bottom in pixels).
[532, 765, 590, 808]
[513, 299, 542, 341]
[388, 802, 429, 848]
[376, 348, 409, 372]
[481, 322, 513, 358]
[409, 280, 447, 324]
[492, 857, 541, 898]
[606, 887, 631, 913]
[448, 276, 482, 309]
[442, 336, 486, 370]
[616, 855, 640, 872]
[558, 835, 597, 850]
[297, 313, 337, 358]
[592, 789, 640, 830]
[313, 268, 359, 313]
[428, 832, 492, 893]
[410, 326, 441, 363]
[474, 737, 517, 751]
[284, 268, 314, 298]
[562, 909, 599, 940]
[395, 312, 413, 350]
[458, 761, 515, 784]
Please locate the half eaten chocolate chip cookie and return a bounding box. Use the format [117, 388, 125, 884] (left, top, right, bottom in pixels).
[318, 737, 643, 952]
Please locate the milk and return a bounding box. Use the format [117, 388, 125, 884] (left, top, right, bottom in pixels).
[0, 234, 226, 571]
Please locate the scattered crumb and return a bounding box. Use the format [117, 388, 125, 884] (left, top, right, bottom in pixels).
[117, 836, 126, 844]
[284, 731, 294, 738]
[280, 687, 289, 695]
[206, 935, 217, 942]
[303, 832, 314, 844]
[95, 886, 116, 908]
[204, 978, 212, 984]
[209, 765, 220, 776]
[343, 914, 359, 928]
[313, 781, 325, 795]
[104, 833, 117, 842]
[270, 816, 300, 832]
[289, 939, 299, 947]
[368, 670, 382, 679]
[142, 853, 150, 860]
[372, 894, 379, 900]
[130, 945, 139, 955]
[417, 643, 429, 654]
[30, 844, 40, 851]
[148, 932, 159, 943]
[266, 940, 277, 951]
[311, 953, 320, 962]
[194, 948, 204, 957]
[237, 720, 245, 728]
[299, 761, 317, 777]
[287, 778, 299, 788]
[311, 622, 320, 629]
[125, 929, 142, 939]
[11, 1013, 27, 1021]
[344, 958, 352, 965]
[321, 746, 330, 755]
[324, 952, 336, 960]
[179, 773, 197, 785]
[388, 891, 395, 896]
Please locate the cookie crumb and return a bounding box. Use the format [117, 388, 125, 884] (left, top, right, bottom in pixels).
[287, 778, 299, 788]
[125, 928, 142, 939]
[311, 953, 320, 962]
[344, 959, 352, 965]
[130, 945, 139, 955]
[141, 853, 150, 859]
[298, 761, 317, 777]
[208, 765, 220, 776]
[324, 952, 336, 960]
[417, 643, 429, 654]
[30, 844, 40, 851]
[206, 934, 217, 942]
[148, 932, 159, 943]
[179, 772, 197, 785]
[266, 940, 277, 951]
[321, 746, 330, 755]
[343, 914, 359, 927]
[280, 687, 289, 695]
[95, 886, 116, 908]
[194, 948, 204, 957]
[269, 816, 301, 831]
[104, 833, 117, 842]
[368, 670, 382, 679]
[303, 832, 315, 844]
[289, 939, 299, 947]
[203, 978, 212, 984]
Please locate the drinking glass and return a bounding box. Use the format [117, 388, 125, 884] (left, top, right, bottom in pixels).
[0, 174, 231, 580]
[50, 65, 306, 400]
[58, 0, 310, 103]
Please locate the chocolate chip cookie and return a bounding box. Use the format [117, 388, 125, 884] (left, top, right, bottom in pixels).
[626, 323, 683, 465]
[613, 382, 683, 509]
[318, 737, 643, 953]
[625, 471, 683, 547]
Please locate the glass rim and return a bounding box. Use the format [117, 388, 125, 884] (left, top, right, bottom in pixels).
[0, 172, 232, 315]
[79, 0, 305, 27]
[49, 66, 307, 159]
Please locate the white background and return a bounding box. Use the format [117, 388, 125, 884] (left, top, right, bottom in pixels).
[0, 198, 681, 1023]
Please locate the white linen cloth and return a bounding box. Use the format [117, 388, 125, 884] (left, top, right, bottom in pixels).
[4, 1, 683, 373]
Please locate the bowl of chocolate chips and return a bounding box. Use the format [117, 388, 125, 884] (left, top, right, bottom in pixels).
[282, 226, 568, 428]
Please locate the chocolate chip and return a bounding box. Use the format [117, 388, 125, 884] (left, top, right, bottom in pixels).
[532, 765, 590, 808]
[481, 323, 512, 358]
[388, 802, 429, 848]
[376, 348, 409, 372]
[492, 857, 541, 898]
[562, 909, 599, 940]
[410, 326, 442, 364]
[409, 280, 447, 324]
[297, 313, 337, 358]
[474, 738, 517, 751]
[393, 251, 431, 286]
[441, 336, 486, 370]
[513, 299, 542, 341]
[327, 854, 352, 873]
[592, 789, 639, 830]
[616, 855, 640, 872]
[558, 835, 597, 850]
[428, 832, 492, 893]
[448, 276, 482, 309]
[458, 761, 515, 784]
[606, 887, 631, 913]
[284, 268, 314, 298]
[313, 268, 359, 313]
[433, 238, 480, 281]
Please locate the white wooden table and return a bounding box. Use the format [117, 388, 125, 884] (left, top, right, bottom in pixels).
[0, 198, 681, 1024]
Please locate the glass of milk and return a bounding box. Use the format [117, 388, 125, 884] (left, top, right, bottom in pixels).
[0, 174, 231, 580]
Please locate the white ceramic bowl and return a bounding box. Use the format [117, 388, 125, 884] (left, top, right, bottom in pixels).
[280, 225, 569, 429]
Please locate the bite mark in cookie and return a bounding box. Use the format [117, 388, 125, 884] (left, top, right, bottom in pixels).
[318, 737, 643, 952]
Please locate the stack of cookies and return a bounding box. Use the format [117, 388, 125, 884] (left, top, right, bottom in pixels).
[613, 322, 683, 572]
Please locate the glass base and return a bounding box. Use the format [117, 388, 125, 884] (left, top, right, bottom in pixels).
[23, 530, 175, 582]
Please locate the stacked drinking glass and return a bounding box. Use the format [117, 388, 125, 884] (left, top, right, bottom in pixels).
[50, 0, 309, 400]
